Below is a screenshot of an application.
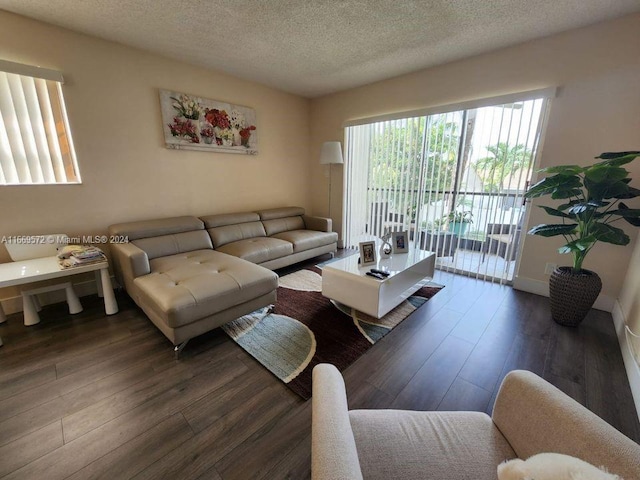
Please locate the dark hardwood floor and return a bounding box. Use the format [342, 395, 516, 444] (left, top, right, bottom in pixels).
[0, 250, 638, 479]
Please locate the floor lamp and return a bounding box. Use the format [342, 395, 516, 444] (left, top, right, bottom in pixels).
[319, 141, 344, 219]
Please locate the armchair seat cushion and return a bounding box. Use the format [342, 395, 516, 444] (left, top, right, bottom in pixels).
[134, 249, 278, 328]
[349, 409, 516, 480]
[216, 237, 293, 264]
[272, 230, 338, 253]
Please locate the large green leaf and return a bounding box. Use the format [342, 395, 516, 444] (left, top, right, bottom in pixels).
[595, 151, 640, 166]
[540, 165, 584, 175]
[568, 204, 589, 215]
[584, 165, 629, 182]
[528, 224, 577, 237]
[539, 206, 573, 219]
[551, 188, 583, 200]
[614, 186, 640, 199]
[525, 175, 581, 199]
[558, 236, 597, 254]
[590, 223, 630, 245]
[584, 177, 629, 200]
[617, 202, 640, 227]
[557, 200, 581, 211]
[566, 202, 606, 215]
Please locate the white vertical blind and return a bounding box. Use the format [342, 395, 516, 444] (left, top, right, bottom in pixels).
[0, 65, 79, 185]
[344, 93, 551, 284]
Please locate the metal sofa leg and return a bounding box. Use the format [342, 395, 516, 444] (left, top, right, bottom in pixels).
[174, 339, 190, 359]
[262, 304, 274, 319]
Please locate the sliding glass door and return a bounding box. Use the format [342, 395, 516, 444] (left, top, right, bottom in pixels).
[344, 92, 551, 283]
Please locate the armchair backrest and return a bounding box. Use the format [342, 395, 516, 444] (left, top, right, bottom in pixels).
[492, 370, 640, 479]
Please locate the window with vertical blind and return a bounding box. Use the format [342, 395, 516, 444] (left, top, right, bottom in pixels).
[0, 60, 80, 185]
[344, 88, 554, 283]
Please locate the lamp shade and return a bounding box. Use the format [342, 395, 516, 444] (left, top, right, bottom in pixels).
[319, 141, 344, 165]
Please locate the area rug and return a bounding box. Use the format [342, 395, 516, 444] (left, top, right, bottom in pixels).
[222, 266, 443, 399]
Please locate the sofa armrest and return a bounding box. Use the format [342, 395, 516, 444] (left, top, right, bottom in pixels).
[303, 215, 332, 233]
[492, 370, 640, 478]
[312, 364, 363, 480]
[110, 242, 150, 292]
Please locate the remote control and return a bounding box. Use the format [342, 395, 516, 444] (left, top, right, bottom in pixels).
[370, 268, 390, 276]
[365, 271, 385, 280]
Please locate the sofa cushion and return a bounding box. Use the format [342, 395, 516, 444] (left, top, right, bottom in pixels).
[134, 249, 278, 328]
[207, 222, 267, 248]
[262, 216, 306, 236]
[201, 212, 261, 228]
[256, 206, 305, 220]
[109, 216, 204, 240]
[132, 230, 213, 260]
[216, 237, 293, 264]
[349, 409, 516, 480]
[271, 230, 338, 253]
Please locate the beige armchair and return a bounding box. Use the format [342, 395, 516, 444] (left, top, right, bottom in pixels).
[311, 364, 640, 480]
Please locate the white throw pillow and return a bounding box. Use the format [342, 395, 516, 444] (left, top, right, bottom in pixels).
[497, 452, 622, 480]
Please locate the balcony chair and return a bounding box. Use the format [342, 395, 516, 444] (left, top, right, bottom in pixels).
[482, 221, 522, 262]
[367, 202, 406, 236]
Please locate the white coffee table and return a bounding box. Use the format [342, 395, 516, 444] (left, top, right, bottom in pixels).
[321, 247, 436, 318]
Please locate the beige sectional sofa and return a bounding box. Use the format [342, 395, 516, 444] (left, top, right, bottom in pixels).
[202, 207, 337, 270]
[312, 364, 640, 480]
[109, 207, 337, 354]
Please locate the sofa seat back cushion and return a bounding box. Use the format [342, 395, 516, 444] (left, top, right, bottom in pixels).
[349, 410, 515, 480]
[134, 249, 278, 329]
[201, 212, 267, 249]
[132, 230, 213, 261]
[262, 216, 306, 236]
[256, 207, 305, 236]
[109, 216, 205, 241]
[207, 222, 267, 248]
[216, 237, 293, 264]
[256, 206, 305, 221]
[271, 230, 338, 253]
[201, 212, 261, 229]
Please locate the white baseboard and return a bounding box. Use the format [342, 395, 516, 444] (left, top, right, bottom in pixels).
[512, 275, 615, 312]
[0, 276, 112, 315]
[612, 300, 640, 423]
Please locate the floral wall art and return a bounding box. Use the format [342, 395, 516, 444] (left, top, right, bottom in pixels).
[159, 89, 257, 154]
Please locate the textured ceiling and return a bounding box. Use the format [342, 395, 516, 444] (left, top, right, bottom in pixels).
[1, 0, 639, 97]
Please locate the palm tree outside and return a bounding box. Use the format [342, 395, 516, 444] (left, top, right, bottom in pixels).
[474, 142, 533, 192]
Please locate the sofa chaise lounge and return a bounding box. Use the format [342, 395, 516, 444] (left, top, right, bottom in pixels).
[109, 207, 337, 354]
[311, 364, 640, 480]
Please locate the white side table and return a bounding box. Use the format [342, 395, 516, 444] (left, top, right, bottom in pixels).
[0, 257, 118, 327]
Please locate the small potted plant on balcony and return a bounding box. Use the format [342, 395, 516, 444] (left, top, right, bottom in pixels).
[445, 210, 474, 236]
[525, 151, 640, 326]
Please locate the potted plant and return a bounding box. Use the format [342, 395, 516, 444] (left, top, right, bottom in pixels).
[524, 151, 640, 326]
[444, 210, 473, 236]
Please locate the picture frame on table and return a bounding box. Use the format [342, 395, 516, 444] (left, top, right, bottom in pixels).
[359, 241, 377, 266]
[391, 231, 409, 253]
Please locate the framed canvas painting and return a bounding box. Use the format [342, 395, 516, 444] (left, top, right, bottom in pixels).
[159, 89, 257, 154]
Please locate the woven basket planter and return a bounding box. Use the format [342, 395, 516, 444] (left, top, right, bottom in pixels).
[549, 267, 602, 327]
